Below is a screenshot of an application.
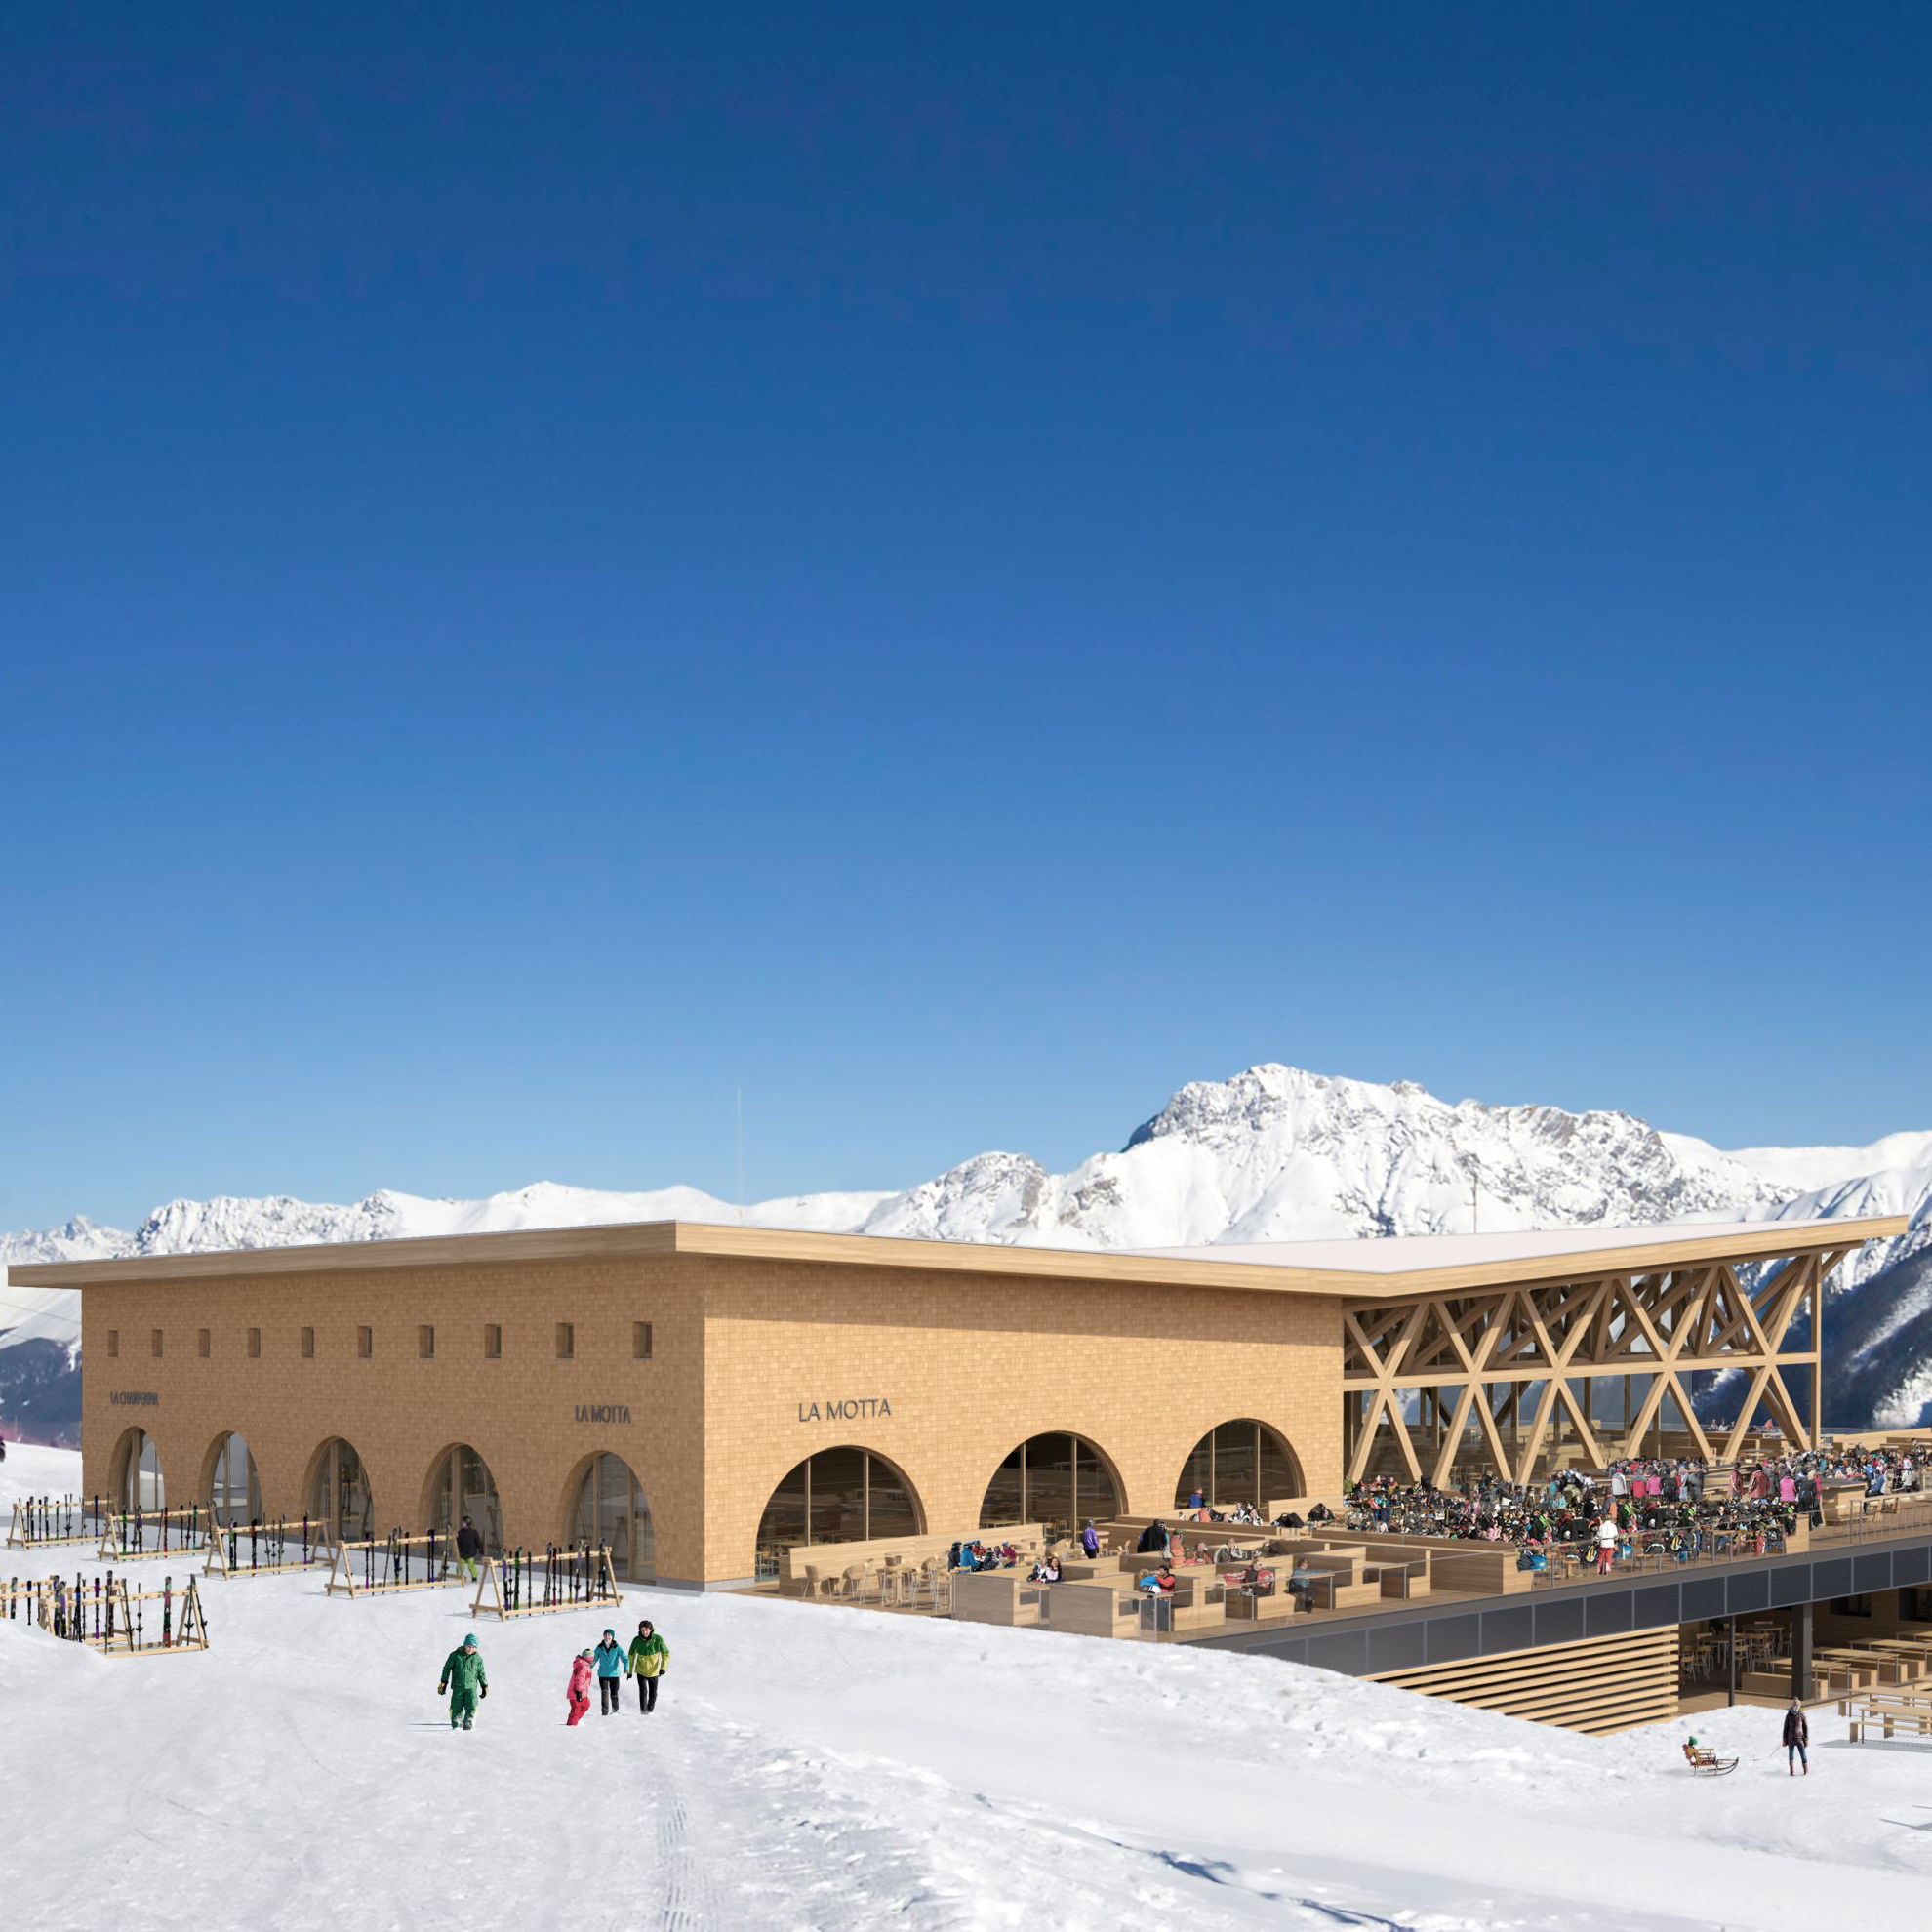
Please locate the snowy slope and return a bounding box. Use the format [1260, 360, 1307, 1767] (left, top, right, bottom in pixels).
[8, 1062, 1932, 1428]
[3, 1441, 1929, 1932]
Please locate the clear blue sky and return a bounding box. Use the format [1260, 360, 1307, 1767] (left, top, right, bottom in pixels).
[5, 4, 1929, 1231]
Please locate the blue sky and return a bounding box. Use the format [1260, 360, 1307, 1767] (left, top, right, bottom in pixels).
[4, 5, 1929, 1230]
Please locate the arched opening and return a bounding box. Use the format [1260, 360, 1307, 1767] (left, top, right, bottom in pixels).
[567, 1453, 656, 1583]
[980, 1431, 1122, 1542]
[423, 1443, 503, 1551]
[308, 1437, 375, 1543]
[205, 1431, 262, 1526]
[110, 1427, 164, 1512]
[1174, 1419, 1303, 1513]
[753, 1446, 923, 1582]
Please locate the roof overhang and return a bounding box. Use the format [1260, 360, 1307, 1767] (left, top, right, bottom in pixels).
[5, 1214, 1910, 1301]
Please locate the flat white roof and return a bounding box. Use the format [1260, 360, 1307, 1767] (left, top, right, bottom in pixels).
[1128, 1217, 1854, 1276]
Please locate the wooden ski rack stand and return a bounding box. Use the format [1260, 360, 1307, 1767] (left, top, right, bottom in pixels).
[8, 1497, 105, 1549]
[325, 1529, 466, 1599]
[100, 1575, 212, 1655]
[98, 1506, 211, 1564]
[472, 1544, 622, 1620]
[203, 1517, 335, 1580]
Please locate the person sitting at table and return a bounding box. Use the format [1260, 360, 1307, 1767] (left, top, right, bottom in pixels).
[1136, 1519, 1172, 1555]
[1029, 1552, 1062, 1584]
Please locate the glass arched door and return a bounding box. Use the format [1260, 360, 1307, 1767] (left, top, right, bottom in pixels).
[570, 1453, 656, 1582]
[309, 1438, 375, 1543]
[425, 1443, 503, 1551]
[209, 1431, 262, 1525]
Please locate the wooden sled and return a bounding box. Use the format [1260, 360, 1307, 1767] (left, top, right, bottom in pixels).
[1682, 1744, 1738, 1776]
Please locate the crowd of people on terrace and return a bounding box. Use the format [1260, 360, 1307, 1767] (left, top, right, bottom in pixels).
[1343, 1440, 1925, 1561]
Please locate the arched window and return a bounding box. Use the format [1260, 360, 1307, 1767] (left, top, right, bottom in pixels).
[111, 1428, 164, 1512]
[207, 1431, 262, 1526]
[308, 1438, 375, 1543]
[423, 1443, 503, 1552]
[1174, 1420, 1302, 1512]
[754, 1447, 922, 1582]
[568, 1453, 656, 1583]
[980, 1432, 1121, 1541]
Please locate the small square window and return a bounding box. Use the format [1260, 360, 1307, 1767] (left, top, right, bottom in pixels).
[198, 1328, 211, 1358]
[248, 1327, 262, 1359]
[556, 1321, 574, 1360]
[633, 1320, 653, 1360]
[107, 1329, 119, 1359]
[151, 1328, 164, 1359]
[420, 1324, 435, 1359]
[358, 1325, 373, 1359]
[484, 1323, 502, 1359]
[301, 1326, 315, 1359]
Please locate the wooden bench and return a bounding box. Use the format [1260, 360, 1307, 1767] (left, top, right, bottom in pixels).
[1844, 1697, 1932, 1742]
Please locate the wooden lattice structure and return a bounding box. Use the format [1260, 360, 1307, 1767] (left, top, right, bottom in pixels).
[471, 1545, 622, 1620]
[1343, 1245, 1849, 1485]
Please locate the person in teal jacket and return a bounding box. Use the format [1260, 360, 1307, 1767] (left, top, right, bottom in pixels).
[438, 1633, 489, 1731]
[626, 1619, 670, 1714]
[592, 1629, 627, 1716]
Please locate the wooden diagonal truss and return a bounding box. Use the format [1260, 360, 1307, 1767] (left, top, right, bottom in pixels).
[1342, 1245, 1846, 1485]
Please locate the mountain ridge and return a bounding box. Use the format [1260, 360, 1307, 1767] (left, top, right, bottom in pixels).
[7, 1063, 1930, 1435]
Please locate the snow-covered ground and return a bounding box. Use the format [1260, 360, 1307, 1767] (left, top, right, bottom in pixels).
[3, 1446, 1930, 1930]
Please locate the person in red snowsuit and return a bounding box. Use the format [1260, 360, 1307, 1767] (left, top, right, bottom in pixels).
[566, 1649, 594, 1726]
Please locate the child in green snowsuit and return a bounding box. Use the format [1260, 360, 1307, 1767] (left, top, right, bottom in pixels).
[439, 1633, 489, 1730]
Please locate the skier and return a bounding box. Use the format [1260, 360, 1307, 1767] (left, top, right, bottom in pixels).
[454, 1514, 483, 1584]
[627, 1618, 670, 1713]
[437, 1632, 489, 1732]
[593, 1628, 627, 1715]
[566, 1648, 595, 1726]
[1783, 1698, 1809, 1776]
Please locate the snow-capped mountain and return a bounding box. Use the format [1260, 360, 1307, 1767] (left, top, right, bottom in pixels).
[7, 1064, 1932, 1436]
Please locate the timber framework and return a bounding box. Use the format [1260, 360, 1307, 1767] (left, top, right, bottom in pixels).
[1344, 1246, 1846, 1486]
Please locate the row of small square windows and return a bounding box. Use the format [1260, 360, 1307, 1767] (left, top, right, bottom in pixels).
[106, 1322, 655, 1362]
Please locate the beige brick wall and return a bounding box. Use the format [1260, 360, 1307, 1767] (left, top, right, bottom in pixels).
[78, 1253, 1344, 1587]
[78, 1257, 707, 1574]
[698, 1257, 1343, 1583]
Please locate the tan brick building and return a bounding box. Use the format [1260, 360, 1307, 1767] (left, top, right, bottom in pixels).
[14, 1213, 1901, 1589]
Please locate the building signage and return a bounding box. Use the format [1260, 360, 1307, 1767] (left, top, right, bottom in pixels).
[574, 1404, 631, 1425]
[109, 1391, 159, 1407]
[797, 1396, 892, 1423]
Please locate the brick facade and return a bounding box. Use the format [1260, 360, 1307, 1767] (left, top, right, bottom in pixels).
[77, 1248, 1343, 1587]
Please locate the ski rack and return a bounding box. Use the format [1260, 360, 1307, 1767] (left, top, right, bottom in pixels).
[472, 1544, 623, 1621]
[98, 1505, 212, 1563]
[203, 1515, 335, 1580]
[325, 1528, 464, 1599]
[4, 1571, 210, 1655]
[7, 1497, 106, 1549]
[101, 1575, 211, 1654]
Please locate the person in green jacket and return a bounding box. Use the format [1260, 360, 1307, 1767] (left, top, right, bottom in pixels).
[438, 1632, 489, 1731]
[626, 1619, 669, 1714]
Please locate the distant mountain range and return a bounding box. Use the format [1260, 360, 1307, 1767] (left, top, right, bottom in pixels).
[6, 1064, 1930, 1443]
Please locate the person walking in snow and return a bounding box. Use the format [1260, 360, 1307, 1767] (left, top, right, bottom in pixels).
[438, 1633, 489, 1732]
[593, 1628, 626, 1715]
[628, 1619, 669, 1713]
[454, 1514, 483, 1584]
[1783, 1699, 1809, 1776]
[566, 1648, 595, 1726]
